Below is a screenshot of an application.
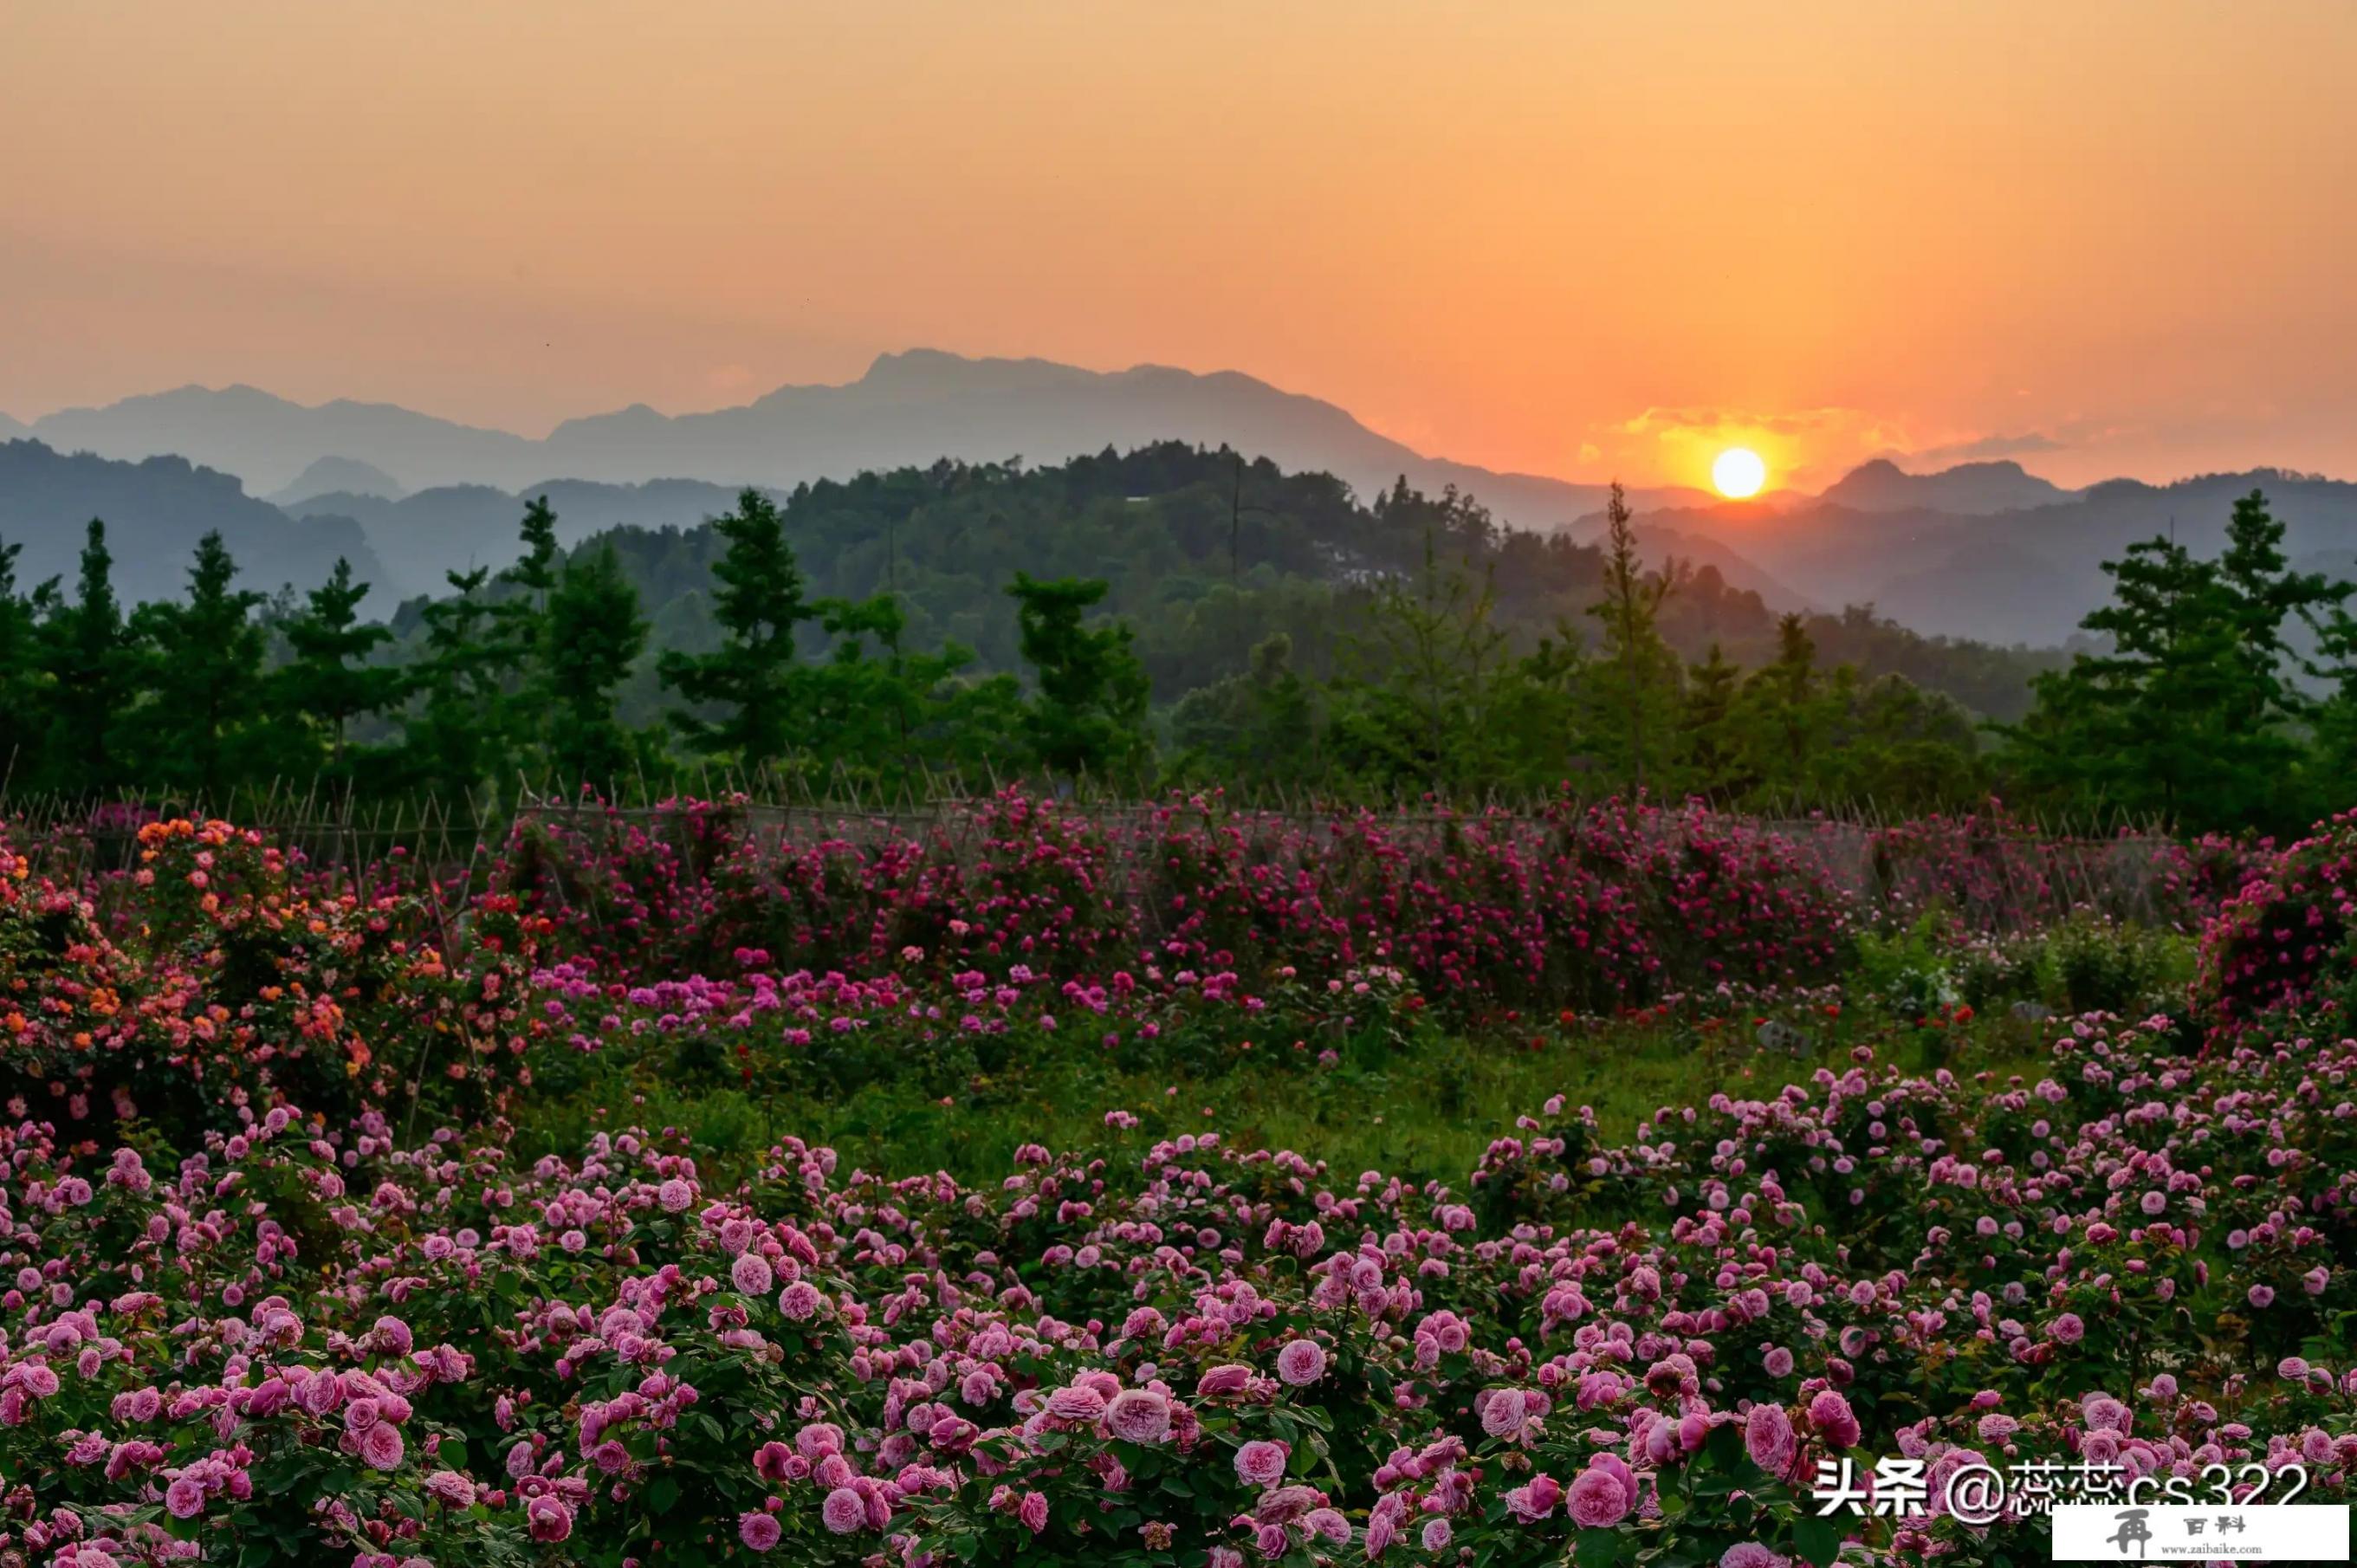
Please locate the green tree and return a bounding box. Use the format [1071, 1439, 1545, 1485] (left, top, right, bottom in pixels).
[35, 521, 139, 796]
[486, 496, 566, 757]
[403, 566, 503, 799]
[1732, 613, 1830, 800]
[658, 488, 813, 769]
[541, 546, 649, 788]
[1677, 642, 1748, 800]
[2004, 490, 2345, 829]
[1327, 534, 1518, 795]
[1006, 573, 1151, 781]
[0, 542, 43, 787]
[1169, 632, 1322, 790]
[274, 559, 402, 777]
[126, 531, 266, 801]
[1584, 483, 1683, 790]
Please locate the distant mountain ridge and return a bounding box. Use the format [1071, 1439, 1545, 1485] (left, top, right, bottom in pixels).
[292, 477, 750, 597]
[22, 353, 2357, 651]
[1583, 470, 2357, 645]
[0, 439, 382, 606]
[268, 456, 405, 509]
[24, 351, 1704, 531]
[1819, 457, 2075, 514]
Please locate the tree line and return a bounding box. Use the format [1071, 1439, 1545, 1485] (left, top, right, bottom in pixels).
[0, 457, 2346, 831]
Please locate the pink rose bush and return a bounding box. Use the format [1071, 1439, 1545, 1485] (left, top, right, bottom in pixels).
[0, 797, 2259, 1150]
[0, 1009, 2343, 1565]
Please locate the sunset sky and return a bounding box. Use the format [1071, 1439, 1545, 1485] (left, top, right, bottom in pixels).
[5, 1, 2354, 492]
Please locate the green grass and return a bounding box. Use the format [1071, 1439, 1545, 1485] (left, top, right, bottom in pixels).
[511, 1008, 2065, 1189]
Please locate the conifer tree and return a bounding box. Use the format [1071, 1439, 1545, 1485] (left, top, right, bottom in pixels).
[128, 531, 265, 801]
[1007, 573, 1151, 782]
[0, 543, 41, 787]
[36, 522, 137, 795]
[542, 546, 647, 787]
[658, 489, 814, 769]
[1584, 483, 1682, 790]
[274, 559, 401, 776]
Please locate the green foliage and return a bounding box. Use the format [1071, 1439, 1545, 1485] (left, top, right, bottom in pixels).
[1584, 482, 1684, 788]
[541, 545, 649, 788]
[10, 457, 2354, 828]
[270, 557, 403, 781]
[2006, 489, 2350, 832]
[1007, 573, 1151, 781]
[122, 530, 268, 801]
[657, 487, 816, 768]
[32, 522, 138, 795]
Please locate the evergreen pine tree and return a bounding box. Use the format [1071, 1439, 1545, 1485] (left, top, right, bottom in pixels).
[274, 560, 401, 777]
[657, 489, 814, 770]
[1584, 483, 1683, 791]
[542, 546, 648, 788]
[1007, 573, 1151, 782]
[36, 522, 138, 795]
[128, 531, 266, 801]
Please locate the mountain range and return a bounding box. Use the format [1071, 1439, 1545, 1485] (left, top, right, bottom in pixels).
[0, 440, 382, 607]
[10, 350, 2357, 649]
[18, 351, 1707, 528]
[1572, 470, 2357, 645]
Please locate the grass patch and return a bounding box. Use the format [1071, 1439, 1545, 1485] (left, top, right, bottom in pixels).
[512, 1008, 2071, 1189]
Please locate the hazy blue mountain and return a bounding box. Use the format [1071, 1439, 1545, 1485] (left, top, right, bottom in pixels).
[30, 352, 1696, 530]
[1602, 522, 1817, 613]
[268, 455, 405, 509]
[1621, 468, 2357, 645]
[0, 412, 28, 441]
[30, 385, 534, 496]
[0, 439, 385, 607]
[1820, 457, 2075, 515]
[290, 476, 748, 598]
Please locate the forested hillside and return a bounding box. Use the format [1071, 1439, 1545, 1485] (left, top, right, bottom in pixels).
[375, 443, 2062, 722]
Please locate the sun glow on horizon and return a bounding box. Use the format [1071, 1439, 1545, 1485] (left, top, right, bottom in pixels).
[1713, 446, 1768, 499]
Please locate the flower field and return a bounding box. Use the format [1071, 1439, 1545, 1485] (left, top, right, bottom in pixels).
[0, 797, 2350, 1566]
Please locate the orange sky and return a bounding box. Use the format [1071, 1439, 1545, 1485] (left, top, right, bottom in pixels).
[4, 1, 2354, 491]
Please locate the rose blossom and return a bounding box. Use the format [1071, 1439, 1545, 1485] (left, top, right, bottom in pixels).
[1234, 1440, 1290, 1487]
[1275, 1338, 1327, 1386]
[1566, 1462, 1632, 1528]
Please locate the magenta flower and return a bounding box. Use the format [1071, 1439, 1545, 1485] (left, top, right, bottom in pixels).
[731, 1252, 774, 1294]
[359, 1421, 406, 1472]
[739, 1511, 782, 1552]
[821, 1486, 867, 1534]
[1807, 1390, 1862, 1450]
[1104, 1388, 1174, 1444]
[1566, 1462, 1633, 1528]
[1234, 1440, 1291, 1487]
[1745, 1402, 1797, 1476]
[1275, 1338, 1327, 1386]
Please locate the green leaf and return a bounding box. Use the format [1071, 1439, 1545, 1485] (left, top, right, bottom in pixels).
[1575, 1526, 1622, 1567]
[647, 1475, 681, 1514]
[1793, 1514, 1843, 1568]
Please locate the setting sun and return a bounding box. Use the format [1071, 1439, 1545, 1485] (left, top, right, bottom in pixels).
[1713, 447, 1768, 499]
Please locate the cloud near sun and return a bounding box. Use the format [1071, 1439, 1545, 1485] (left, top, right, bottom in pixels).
[1591, 405, 2054, 493]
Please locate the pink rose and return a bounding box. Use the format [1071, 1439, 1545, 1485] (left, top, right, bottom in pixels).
[360, 1421, 406, 1472]
[821, 1486, 866, 1534]
[1104, 1388, 1173, 1444]
[1807, 1390, 1862, 1450]
[1566, 1462, 1632, 1528]
[1746, 1402, 1797, 1476]
[1276, 1339, 1328, 1386]
[1234, 1440, 1290, 1487]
